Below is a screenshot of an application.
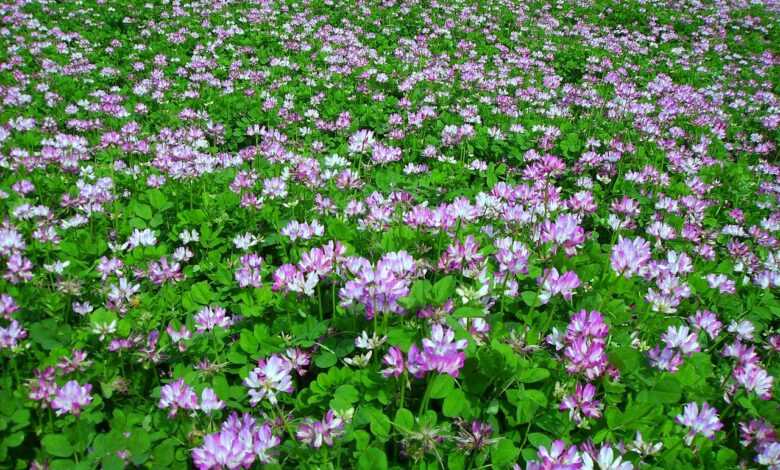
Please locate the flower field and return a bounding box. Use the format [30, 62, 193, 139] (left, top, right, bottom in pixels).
[1, 0, 779, 468]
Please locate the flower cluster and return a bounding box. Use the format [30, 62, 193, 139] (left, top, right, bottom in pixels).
[244, 354, 294, 406]
[549, 310, 613, 380]
[192, 413, 280, 469]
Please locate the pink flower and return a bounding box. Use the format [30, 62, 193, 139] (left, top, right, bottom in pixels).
[194, 306, 234, 333]
[159, 379, 198, 417]
[192, 413, 280, 469]
[52, 380, 92, 416]
[676, 402, 723, 444]
[200, 388, 225, 413]
[407, 325, 468, 378]
[296, 410, 345, 448]
[560, 383, 602, 424]
[381, 347, 405, 378]
[610, 236, 651, 277]
[538, 268, 580, 304]
[244, 355, 294, 405]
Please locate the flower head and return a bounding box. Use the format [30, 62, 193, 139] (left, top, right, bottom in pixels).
[52, 380, 93, 416]
[244, 355, 294, 405]
[676, 402, 723, 444]
[159, 379, 198, 417]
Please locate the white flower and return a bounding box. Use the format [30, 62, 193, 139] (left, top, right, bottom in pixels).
[179, 229, 200, 245]
[92, 320, 117, 341]
[582, 446, 633, 470]
[626, 432, 662, 456]
[233, 233, 259, 250]
[123, 228, 157, 250]
[344, 351, 372, 368]
[354, 331, 387, 350]
[44, 260, 70, 274]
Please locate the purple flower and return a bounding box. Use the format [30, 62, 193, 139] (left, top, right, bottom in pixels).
[200, 388, 225, 414]
[4, 253, 33, 284]
[610, 236, 651, 277]
[561, 311, 611, 380]
[167, 323, 192, 351]
[660, 325, 700, 355]
[560, 383, 602, 424]
[438, 236, 484, 274]
[194, 306, 234, 333]
[159, 379, 198, 417]
[734, 365, 774, 400]
[339, 252, 414, 319]
[407, 324, 468, 378]
[234, 253, 263, 288]
[297, 410, 345, 448]
[523, 440, 582, 470]
[284, 348, 310, 376]
[52, 380, 92, 416]
[192, 413, 280, 469]
[147, 256, 183, 284]
[455, 420, 495, 452]
[382, 346, 405, 378]
[244, 354, 294, 405]
[28, 367, 57, 406]
[705, 273, 736, 294]
[647, 346, 683, 372]
[540, 214, 585, 256]
[739, 419, 776, 448]
[676, 402, 723, 445]
[757, 442, 780, 468]
[688, 310, 722, 340]
[0, 320, 27, 349]
[538, 268, 580, 304]
[494, 237, 530, 275]
[348, 129, 375, 154]
[0, 294, 19, 319]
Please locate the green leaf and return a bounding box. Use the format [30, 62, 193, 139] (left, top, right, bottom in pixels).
[367, 408, 391, 441]
[521, 291, 540, 307]
[448, 453, 466, 470]
[639, 377, 681, 404]
[394, 408, 414, 431]
[147, 190, 169, 210]
[239, 330, 258, 354]
[429, 375, 455, 399]
[190, 282, 213, 305]
[517, 368, 550, 383]
[387, 327, 415, 349]
[5, 432, 24, 448]
[609, 347, 642, 373]
[334, 384, 359, 404]
[314, 351, 337, 368]
[43, 434, 73, 457]
[151, 439, 175, 466]
[411, 280, 432, 305]
[492, 439, 519, 467]
[133, 203, 153, 220]
[127, 430, 151, 463]
[527, 432, 551, 448]
[452, 306, 485, 318]
[443, 389, 466, 417]
[432, 276, 456, 304]
[507, 389, 547, 423]
[358, 447, 387, 470]
[716, 448, 737, 468]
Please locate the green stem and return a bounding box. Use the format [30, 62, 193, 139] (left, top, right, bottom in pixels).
[419, 376, 433, 414]
[399, 372, 407, 410]
[331, 282, 337, 317]
[318, 284, 324, 321]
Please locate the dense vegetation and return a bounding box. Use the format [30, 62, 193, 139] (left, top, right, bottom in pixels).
[0, 0, 779, 468]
